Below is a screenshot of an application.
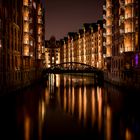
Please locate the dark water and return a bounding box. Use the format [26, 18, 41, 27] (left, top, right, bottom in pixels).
[0, 74, 140, 140]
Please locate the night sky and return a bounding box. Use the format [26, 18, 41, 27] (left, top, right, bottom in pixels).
[42, 0, 104, 40]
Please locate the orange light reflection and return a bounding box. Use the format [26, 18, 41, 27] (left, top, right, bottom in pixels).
[24, 115, 30, 140]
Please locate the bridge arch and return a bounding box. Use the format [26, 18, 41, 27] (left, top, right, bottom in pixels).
[43, 62, 103, 78]
[49, 62, 97, 71]
[42, 62, 104, 83]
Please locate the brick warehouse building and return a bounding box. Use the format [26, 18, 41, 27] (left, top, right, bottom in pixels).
[0, 0, 45, 94]
[60, 21, 104, 70]
[103, 0, 140, 87]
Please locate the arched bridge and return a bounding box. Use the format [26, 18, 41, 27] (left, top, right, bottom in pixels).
[42, 62, 104, 80]
[47, 62, 98, 71]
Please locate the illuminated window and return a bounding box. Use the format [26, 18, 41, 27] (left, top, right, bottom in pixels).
[38, 36, 41, 43]
[38, 27, 42, 34]
[125, 7, 133, 19]
[124, 35, 133, 51]
[126, 13, 128, 18]
[23, 45, 29, 56]
[24, 10, 29, 21]
[106, 28, 112, 36]
[37, 45, 41, 51]
[126, 28, 128, 32]
[24, 22, 29, 32]
[38, 18, 42, 24]
[23, 0, 28, 6]
[52, 57, 54, 63]
[125, 0, 134, 5]
[125, 22, 133, 33]
[106, 19, 112, 26]
[38, 8, 42, 15]
[37, 53, 41, 59]
[24, 34, 29, 44]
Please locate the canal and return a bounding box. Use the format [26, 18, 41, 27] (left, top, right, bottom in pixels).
[0, 74, 140, 140]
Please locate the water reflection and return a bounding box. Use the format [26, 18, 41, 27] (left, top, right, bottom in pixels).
[97, 87, 102, 132]
[47, 74, 97, 129]
[83, 86, 87, 127]
[91, 88, 96, 127]
[24, 115, 30, 140]
[45, 74, 140, 139]
[53, 74, 99, 129]
[125, 128, 133, 140]
[79, 87, 82, 122]
[64, 88, 67, 112]
[106, 105, 112, 140]
[72, 87, 75, 115]
[0, 74, 140, 139]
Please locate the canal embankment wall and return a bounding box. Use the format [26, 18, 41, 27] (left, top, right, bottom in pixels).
[103, 69, 140, 91]
[0, 69, 44, 96]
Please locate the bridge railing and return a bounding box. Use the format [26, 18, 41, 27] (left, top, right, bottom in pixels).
[49, 62, 97, 71]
